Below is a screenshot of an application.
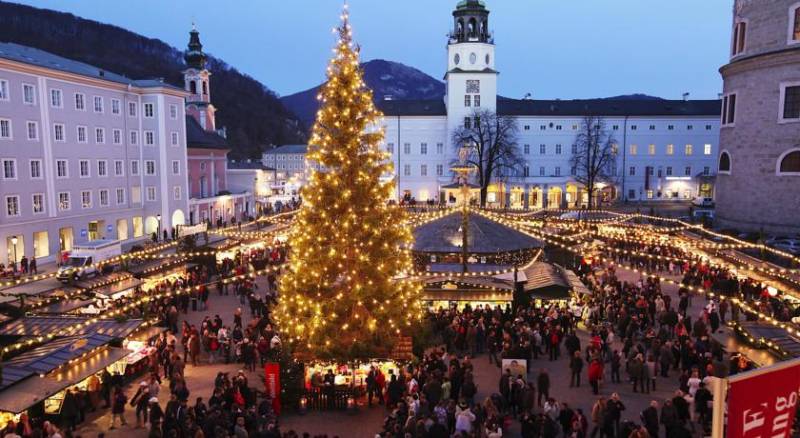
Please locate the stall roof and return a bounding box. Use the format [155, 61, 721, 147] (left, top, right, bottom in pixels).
[562, 268, 592, 296]
[0, 316, 144, 339]
[0, 346, 129, 413]
[4, 333, 114, 375]
[521, 262, 569, 291]
[92, 277, 143, 297]
[413, 212, 542, 253]
[37, 297, 96, 315]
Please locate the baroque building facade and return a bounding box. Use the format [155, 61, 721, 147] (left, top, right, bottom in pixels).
[374, 0, 721, 208]
[0, 43, 190, 265]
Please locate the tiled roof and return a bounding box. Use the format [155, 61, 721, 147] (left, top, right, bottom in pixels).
[376, 99, 447, 116]
[375, 98, 721, 117]
[497, 98, 722, 117]
[263, 144, 308, 155]
[0, 42, 182, 91]
[186, 115, 228, 150]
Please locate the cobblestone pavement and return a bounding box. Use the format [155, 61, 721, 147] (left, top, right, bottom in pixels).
[74, 262, 774, 438]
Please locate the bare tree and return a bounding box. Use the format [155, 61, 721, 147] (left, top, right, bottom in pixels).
[451, 109, 522, 207]
[569, 115, 618, 209]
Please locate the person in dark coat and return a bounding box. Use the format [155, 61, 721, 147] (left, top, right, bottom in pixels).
[570, 351, 584, 387]
[660, 398, 679, 437]
[537, 369, 550, 407]
[641, 400, 660, 437]
[60, 388, 80, 431]
[148, 398, 163, 431]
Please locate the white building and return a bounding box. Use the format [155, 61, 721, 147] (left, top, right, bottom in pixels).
[374, 0, 721, 208]
[0, 43, 190, 265]
[261, 144, 312, 198]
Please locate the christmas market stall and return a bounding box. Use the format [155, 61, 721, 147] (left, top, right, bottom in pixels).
[520, 262, 590, 307]
[0, 333, 131, 426]
[422, 276, 514, 311]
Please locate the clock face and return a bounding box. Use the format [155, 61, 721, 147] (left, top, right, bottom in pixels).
[454, 54, 460, 65]
[469, 53, 477, 65]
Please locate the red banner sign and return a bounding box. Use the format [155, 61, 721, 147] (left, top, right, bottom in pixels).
[264, 362, 281, 415]
[727, 360, 800, 438]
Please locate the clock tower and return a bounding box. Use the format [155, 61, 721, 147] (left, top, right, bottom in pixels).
[445, 0, 497, 143]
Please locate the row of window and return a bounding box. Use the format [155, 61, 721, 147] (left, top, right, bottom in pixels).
[0, 119, 181, 146]
[730, 5, 800, 58]
[721, 84, 800, 126]
[0, 158, 181, 180]
[402, 164, 446, 177]
[521, 123, 714, 132]
[0, 80, 179, 119]
[628, 165, 710, 177]
[396, 163, 711, 178]
[387, 142, 446, 155]
[4, 185, 181, 217]
[628, 143, 712, 156]
[718, 149, 800, 175]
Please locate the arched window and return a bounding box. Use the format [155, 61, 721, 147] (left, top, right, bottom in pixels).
[456, 19, 464, 38]
[718, 151, 731, 174]
[189, 81, 197, 94]
[202, 81, 208, 95]
[468, 18, 477, 38]
[777, 149, 800, 175]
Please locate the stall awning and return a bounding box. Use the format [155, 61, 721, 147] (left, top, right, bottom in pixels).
[37, 297, 97, 315]
[424, 276, 514, 292]
[422, 290, 513, 302]
[0, 347, 129, 414]
[92, 277, 143, 298]
[0, 317, 144, 339]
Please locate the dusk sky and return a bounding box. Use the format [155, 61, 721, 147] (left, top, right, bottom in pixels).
[15, 0, 732, 100]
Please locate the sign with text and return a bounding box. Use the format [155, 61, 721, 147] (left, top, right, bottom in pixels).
[178, 223, 207, 238]
[727, 359, 800, 438]
[264, 362, 281, 415]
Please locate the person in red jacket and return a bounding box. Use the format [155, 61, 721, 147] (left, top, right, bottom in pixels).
[588, 356, 604, 395]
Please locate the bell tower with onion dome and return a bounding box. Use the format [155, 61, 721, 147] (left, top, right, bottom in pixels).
[183, 24, 217, 132]
[445, 0, 497, 143]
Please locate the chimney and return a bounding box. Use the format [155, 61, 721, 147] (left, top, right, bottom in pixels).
[383, 95, 394, 101]
[682, 92, 690, 101]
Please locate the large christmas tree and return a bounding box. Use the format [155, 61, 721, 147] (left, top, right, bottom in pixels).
[276, 8, 422, 360]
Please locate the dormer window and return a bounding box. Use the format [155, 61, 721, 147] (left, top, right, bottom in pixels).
[732, 20, 747, 56]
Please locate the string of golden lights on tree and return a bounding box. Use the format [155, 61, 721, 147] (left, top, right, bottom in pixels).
[275, 6, 423, 360]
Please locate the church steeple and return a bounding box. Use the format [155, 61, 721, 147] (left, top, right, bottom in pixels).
[184, 24, 207, 70]
[183, 25, 216, 132]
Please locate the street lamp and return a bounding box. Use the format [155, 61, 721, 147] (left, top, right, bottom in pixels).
[10, 236, 18, 273]
[156, 214, 162, 241]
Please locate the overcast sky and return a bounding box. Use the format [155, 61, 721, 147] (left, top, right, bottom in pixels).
[15, 0, 733, 100]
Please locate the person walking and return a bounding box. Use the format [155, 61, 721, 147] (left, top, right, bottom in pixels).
[537, 369, 550, 408]
[570, 351, 584, 388]
[110, 387, 128, 429]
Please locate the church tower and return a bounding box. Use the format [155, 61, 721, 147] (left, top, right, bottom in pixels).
[183, 25, 217, 132]
[445, 0, 497, 139]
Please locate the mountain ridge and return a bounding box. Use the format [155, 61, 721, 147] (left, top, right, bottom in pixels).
[0, 1, 306, 158]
